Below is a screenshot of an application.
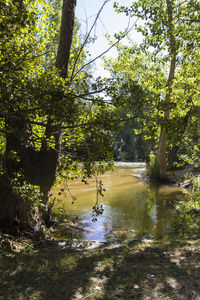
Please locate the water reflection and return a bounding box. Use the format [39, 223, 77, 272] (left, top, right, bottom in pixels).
[52, 163, 189, 242]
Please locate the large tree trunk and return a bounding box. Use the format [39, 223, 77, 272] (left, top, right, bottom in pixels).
[0, 0, 77, 232]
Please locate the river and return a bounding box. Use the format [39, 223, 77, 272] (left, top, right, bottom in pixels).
[52, 162, 189, 243]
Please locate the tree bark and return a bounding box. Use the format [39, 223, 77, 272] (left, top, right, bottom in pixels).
[55, 0, 76, 78]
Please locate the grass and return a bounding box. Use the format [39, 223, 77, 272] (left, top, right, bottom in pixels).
[1, 235, 200, 300]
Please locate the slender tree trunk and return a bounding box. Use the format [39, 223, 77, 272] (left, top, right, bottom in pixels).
[157, 56, 176, 180]
[157, 0, 176, 180]
[55, 0, 76, 78]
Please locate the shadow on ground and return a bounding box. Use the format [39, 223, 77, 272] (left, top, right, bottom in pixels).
[0, 239, 200, 299]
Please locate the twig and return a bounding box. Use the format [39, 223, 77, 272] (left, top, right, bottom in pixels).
[71, 0, 111, 81]
[72, 18, 139, 80]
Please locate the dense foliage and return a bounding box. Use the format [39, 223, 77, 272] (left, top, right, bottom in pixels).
[107, 0, 200, 179]
[0, 0, 121, 235]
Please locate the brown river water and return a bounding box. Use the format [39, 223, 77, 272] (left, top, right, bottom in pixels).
[52, 162, 189, 243]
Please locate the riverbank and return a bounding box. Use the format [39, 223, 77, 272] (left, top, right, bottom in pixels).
[1, 163, 200, 299]
[1, 235, 200, 299]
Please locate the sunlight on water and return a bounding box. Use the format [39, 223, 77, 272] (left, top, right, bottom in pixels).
[52, 162, 189, 243]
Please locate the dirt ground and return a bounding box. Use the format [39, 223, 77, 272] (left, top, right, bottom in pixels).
[174, 164, 198, 181]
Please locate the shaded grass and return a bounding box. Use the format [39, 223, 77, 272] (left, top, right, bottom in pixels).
[1, 237, 200, 300]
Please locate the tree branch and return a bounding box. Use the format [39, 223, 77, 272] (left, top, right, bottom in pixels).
[71, 19, 138, 79]
[70, 0, 111, 81]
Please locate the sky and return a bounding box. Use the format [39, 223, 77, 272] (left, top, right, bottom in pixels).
[75, 0, 142, 77]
